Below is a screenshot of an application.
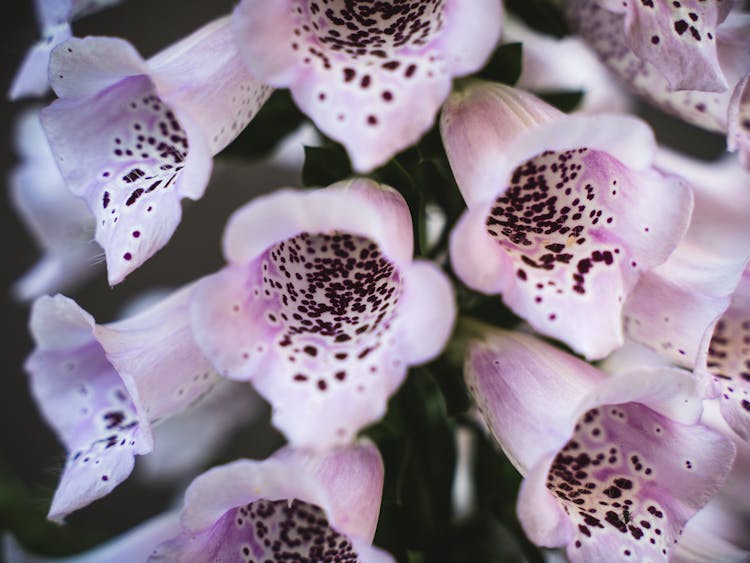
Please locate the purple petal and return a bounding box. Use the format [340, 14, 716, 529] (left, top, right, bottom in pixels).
[621, 0, 729, 92]
[4, 510, 181, 563]
[8, 24, 71, 100]
[10, 109, 101, 300]
[25, 285, 218, 520]
[444, 88, 692, 359]
[151, 442, 391, 562]
[728, 73, 750, 169]
[191, 180, 454, 449]
[41, 17, 269, 284]
[232, 0, 502, 172]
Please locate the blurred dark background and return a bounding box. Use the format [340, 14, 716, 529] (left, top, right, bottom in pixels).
[0, 0, 728, 558]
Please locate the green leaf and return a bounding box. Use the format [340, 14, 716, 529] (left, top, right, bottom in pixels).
[219, 89, 306, 160]
[301, 143, 352, 187]
[477, 43, 523, 85]
[506, 0, 570, 38]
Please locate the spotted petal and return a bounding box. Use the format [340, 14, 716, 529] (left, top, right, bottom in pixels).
[624, 150, 750, 369]
[190, 179, 456, 449]
[443, 82, 692, 359]
[728, 73, 750, 169]
[25, 285, 218, 521]
[150, 441, 394, 562]
[4, 510, 181, 563]
[466, 325, 736, 562]
[40, 16, 271, 285]
[10, 109, 101, 301]
[232, 0, 502, 172]
[619, 0, 730, 92]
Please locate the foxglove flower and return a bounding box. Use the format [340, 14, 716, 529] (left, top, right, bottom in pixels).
[8, 0, 122, 100]
[25, 284, 220, 521]
[190, 178, 456, 450]
[151, 441, 393, 562]
[465, 326, 735, 561]
[441, 81, 692, 360]
[10, 108, 101, 301]
[4, 511, 181, 563]
[231, 0, 503, 172]
[570, 0, 734, 92]
[503, 15, 633, 114]
[41, 15, 272, 285]
[569, 1, 750, 168]
[624, 150, 750, 371]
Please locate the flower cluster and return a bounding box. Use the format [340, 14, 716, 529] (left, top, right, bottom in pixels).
[5, 1, 750, 562]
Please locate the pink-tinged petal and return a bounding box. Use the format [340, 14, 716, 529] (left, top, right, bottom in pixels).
[468, 326, 735, 560]
[706, 270, 750, 440]
[10, 109, 101, 300]
[223, 179, 414, 268]
[621, 0, 729, 92]
[624, 245, 748, 368]
[674, 500, 750, 563]
[8, 23, 71, 100]
[25, 286, 218, 521]
[151, 442, 391, 562]
[4, 510, 181, 563]
[192, 180, 454, 449]
[395, 259, 456, 364]
[233, 0, 502, 172]
[503, 16, 633, 115]
[137, 381, 262, 483]
[41, 18, 269, 284]
[728, 73, 750, 169]
[440, 82, 563, 206]
[446, 89, 692, 359]
[465, 328, 605, 474]
[571, 3, 750, 138]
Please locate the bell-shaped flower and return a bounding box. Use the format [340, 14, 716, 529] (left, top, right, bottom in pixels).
[8, 0, 122, 100]
[190, 178, 456, 450]
[569, 0, 750, 169]
[503, 15, 633, 114]
[441, 81, 692, 360]
[464, 325, 736, 562]
[40, 15, 272, 285]
[623, 150, 750, 368]
[572, 0, 734, 92]
[25, 284, 223, 522]
[231, 0, 503, 172]
[10, 108, 102, 301]
[151, 441, 393, 562]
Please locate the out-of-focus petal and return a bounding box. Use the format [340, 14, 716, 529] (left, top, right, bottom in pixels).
[232, 0, 502, 172]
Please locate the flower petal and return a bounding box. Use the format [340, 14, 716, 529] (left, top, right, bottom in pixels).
[25, 286, 218, 521]
[151, 442, 390, 562]
[621, 0, 729, 92]
[728, 73, 750, 169]
[10, 109, 101, 300]
[4, 510, 181, 563]
[8, 23, 71, 100]
[41, 17, 269, 284]
[232, 0, 502, 172]
[445, 88, 692, 359]
[465, 327, 605, 474]
[192, 180, 454, 449]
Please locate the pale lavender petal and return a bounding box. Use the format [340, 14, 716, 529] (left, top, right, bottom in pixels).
[151, 442, 391, 562]
[445, 87, 692, 359]
[707, 270, 750, 440]
[8, 23, 71, 100]
[41, 17, 269, 284]
[468, 327, 735, 560]
[621, 0, 729, 92]
[232, 0, 502, 172]
[10, 110, 101, 300]
[728, 73, 750, 169]
[4, 510, 181, 563]
[503, 16, 633, 114]
[25, 285, 218, 521]
[465, 328, 605, 474]
[674, 499, 750, 563]
[191, 180, 454, 449]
